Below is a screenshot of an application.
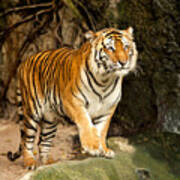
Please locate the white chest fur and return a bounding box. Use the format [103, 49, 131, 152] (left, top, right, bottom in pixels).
[88, 81, 122, 117]
[79, 70, 123, 119]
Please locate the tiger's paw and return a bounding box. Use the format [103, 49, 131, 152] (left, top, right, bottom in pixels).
[102, 148, 115, 158]
[40, 155, 56, 165]
[80, 127, 101, 156]
[23, 157, 37, 170]
[81, 139, 102, 156]
[82, 146, 102, 157]
[23, 150, 37, 170]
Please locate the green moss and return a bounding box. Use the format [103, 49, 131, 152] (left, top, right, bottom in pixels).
[28, 136, 180, 180]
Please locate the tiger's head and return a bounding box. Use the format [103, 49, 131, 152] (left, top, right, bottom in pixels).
[85, 27, 138, 77]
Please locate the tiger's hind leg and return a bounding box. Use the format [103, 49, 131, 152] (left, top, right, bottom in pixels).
[22, 114, 40, 170]
[38, 111, 57, 165]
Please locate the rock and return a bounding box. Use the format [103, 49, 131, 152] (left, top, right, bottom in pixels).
[20, 137, 180, 180]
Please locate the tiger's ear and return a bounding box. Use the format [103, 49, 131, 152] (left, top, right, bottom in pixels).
[127, 27, 133, 35]
[84, 30, 96, 41]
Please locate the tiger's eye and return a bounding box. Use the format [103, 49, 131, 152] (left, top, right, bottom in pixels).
[124, 45, 129, 50]
[109, 47, 115, 52]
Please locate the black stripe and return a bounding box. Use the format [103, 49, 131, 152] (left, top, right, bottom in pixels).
[48, 49, 66, 77]
[42, 118, 54, 125]
[105, 31, 122, 37]
[19, 114, 24, 121]
[44, 50, 62, 77]
[38, 51, 50, 95]
[25, 55, 41, 115]
[31, 117, 39, 124]
[76, 82, 89, 108]
[27, 54, 42, 117]
[61, 52, 71, 82]
[25, 135, 35, 139]
[80, 76, 90, 92]
[20, 129, 25, 138]
[32, 53, 44, 109]
[26, 113, 39, 124]
[40, 143, 52, 147]
[16, 92, 21, 96]
[46, 123, 58, 130]
[92, 114, 109, 125]
[25, 140, 34, 143]
[102, 81, 114, 92]
[40, 128, 57, 137]
[59, 92, 65, 115]
[49, 50, 69, 99]
[85, 70, 102, 101]
[67, 56, 73, 81]
[53, 84, 58, 106]
[24, 121, 37, 132]
[99, 48, 107, 63]
[59, 99, 64, 115]
[102, 41, 106, 49]
[51, 102, 65, 118]
[102, 78, 109, 83]
[104, 77, 119, 99]
[85, 58, 105, 87]
[99, 48, 103, 61]
[42, 51, 54, 76]
[17, 101, 22, 107]
[70, 88, 79, 99]
[40, 134, 55, 142]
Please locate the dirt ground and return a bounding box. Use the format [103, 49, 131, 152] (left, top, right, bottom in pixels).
[0, 115, 79, 180]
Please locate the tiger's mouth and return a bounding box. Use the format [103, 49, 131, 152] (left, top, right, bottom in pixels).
[104, 64, 130, 75]
[113, 60, 131, 71]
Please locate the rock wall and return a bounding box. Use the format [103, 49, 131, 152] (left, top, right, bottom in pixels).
[111, 0, 180, 135]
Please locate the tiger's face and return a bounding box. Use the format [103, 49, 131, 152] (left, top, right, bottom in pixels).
[86, 27, 138, 76]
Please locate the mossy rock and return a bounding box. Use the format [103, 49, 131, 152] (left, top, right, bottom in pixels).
[21, 136, 180, 180]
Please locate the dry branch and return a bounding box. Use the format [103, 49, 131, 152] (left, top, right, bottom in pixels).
[0, 7, 53, 48]
[74, 0, 96, 31]
[0, 2, 52, 18]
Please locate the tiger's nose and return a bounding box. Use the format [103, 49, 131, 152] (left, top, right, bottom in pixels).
[118, 60, 127, 66]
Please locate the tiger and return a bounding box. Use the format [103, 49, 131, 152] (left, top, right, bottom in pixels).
[7, 27, 138, 169]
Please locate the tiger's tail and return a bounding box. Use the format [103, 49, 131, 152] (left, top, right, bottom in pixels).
[7, 79, 24, 161]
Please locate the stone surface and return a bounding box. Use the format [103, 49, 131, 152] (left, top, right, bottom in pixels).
[20, 137, 180, 180]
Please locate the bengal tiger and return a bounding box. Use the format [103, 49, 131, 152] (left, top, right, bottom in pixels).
[7, 27, 138, 169]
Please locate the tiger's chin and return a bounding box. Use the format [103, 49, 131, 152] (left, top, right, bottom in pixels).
[115, 61, 137, 76]
[104, 66, 132, 76]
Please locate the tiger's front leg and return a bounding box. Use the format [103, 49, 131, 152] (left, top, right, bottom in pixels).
[74, 113, 102, 156]
[94, 105, 117, 158]
[63, 100, 102, 156]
